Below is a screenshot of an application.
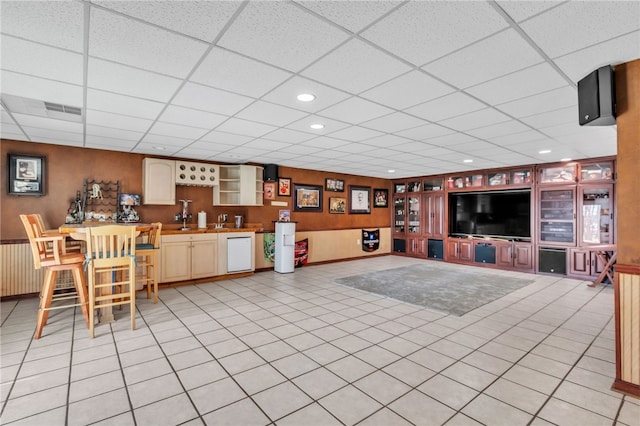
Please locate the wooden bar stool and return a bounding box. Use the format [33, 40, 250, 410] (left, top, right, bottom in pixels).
[20, 214, 89, 339]
[85, 225, 137, 338]
[135, 222, 162, 303]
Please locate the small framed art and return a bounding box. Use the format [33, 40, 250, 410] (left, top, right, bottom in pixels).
[278, 177, 291, 196]
[373, 188, 388, 208]
[349, 185, 371, 214]
[325, 178, 344, 192]
[329, 197, 346, 214]
[294, 184, 323, 212]
[8, 154, 45, 196]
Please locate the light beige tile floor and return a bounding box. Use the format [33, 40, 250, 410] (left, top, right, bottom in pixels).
[1, 256, 639, 425]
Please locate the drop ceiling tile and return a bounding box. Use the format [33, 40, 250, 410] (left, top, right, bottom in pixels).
[423, 29, 544, 89]
[280, 145, 323, 156]
[466, 63, 568, 106]
[361, 70, 455, 110]
[132, 142, 185, 156]
[489, 130, 550, 146]
[158, 105, 227, 130]
[0, 1, 84, 51]
[139, 133, 194, 148]
[326, 126, 384, 142]
[299, 136, 349, 150]
[318, 97, 393, 124]
[1, 70, 82, 107]
[334, 142, 370, 154]
[302, 38, 411, 94]
[218, 1, 349, 72]
[93, 0, 242, 42]
[172, 82, 254, 116]
[12, 113, 83, 134]
[191, 48, 292, 98]
[147, 122, 209, 140]
[286, 115, 350, 135]
[360, 112, 426, 134]
[361, 1, 507, 66]
[86, 110, 153, 133]
[405, 92, 487, 122]
[438, 108, 510, 132]
[467, 120, 531, 139]
[186, 140, 238, 152]
[495, 86, 576, 118]
[20, 126, 82, 144]
[1, 36, 83, 85]
[296, 0, 401, 33]
[359, 133, 411, 148]
[242, 139, 292, 151]
[261, 76, 351, 113]
[84, 135, 139, 151]
[89, 8, 208, 78]
[448, 140, 500, 154]
[215, 117, 277, 138]
[538, 122, 584, 138]
[88, 58, 182, 103]
[394, 123, 454, 141]
[87, 89, 165, 120]
[261, 128, 316, 144]
[0, 123, 24, 138]
[495, 1, 563, 23]
[86, 124, 145, 142]
[393, 141, 439, 153]
[425, 132, 478, 148]
[521, 1, 640, 58]
[520, 106, 576, 129]
[555, 31, 640, 83]
[199, 131, 253, 146]
[236, 101, 309, 127]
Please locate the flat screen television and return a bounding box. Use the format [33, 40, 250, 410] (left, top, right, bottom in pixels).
[449, 189, 531, 240]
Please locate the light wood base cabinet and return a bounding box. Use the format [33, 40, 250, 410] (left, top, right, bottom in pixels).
[160, 234, 218, 283]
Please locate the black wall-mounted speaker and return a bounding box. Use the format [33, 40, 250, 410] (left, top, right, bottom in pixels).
[578, 65, 616, 126]
[263, 164, 278, 182]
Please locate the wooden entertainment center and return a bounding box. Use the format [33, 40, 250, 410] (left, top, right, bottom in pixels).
[392, 156, 616, 281]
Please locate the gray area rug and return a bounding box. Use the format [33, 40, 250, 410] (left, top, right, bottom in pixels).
[335, 264, 534, 316]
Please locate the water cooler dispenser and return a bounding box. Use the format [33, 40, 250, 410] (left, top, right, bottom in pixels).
[275, 221, 296, 273]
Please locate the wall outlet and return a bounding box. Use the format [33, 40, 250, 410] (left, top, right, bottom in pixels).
[356, 239, 360, 245]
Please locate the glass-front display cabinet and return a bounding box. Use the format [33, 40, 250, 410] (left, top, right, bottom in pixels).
[580, 161, 614, 182]
[579, 185, 614, 245]
[407, 195, 421, 234]
[539, 187, 576, 245]
[393, 195, 406, 234]
[540, 165, 576, 184]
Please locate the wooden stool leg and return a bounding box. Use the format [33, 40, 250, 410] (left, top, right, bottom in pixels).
[72, 264, 90, 329]
[146, 258, 152, 300]
[35, 269, 57, 339]
[152, 252, 159, 303]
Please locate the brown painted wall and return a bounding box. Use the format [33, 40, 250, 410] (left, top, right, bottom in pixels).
[1, 139, 391, 241]
[615, 59, 640, 265]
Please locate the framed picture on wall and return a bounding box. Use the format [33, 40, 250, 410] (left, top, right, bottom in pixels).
[373, 188, 388, 208]
[349, 186, 371, 214]
[325, 178, 344, 192]
[278, 177, 291, 196]
[329, 197, 346, 214]
[294, 183, 323, 212]
[264, 182, 276, 200]
[8, 154, 45, 196]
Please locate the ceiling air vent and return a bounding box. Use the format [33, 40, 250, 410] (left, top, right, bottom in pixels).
[44, 102, 82, 116]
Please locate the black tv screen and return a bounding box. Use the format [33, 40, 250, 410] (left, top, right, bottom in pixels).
[449, 189, 531, 240]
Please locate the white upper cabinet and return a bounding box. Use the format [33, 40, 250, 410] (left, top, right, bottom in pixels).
[213, 165, 263, 206]
[142, 158, 176, 205]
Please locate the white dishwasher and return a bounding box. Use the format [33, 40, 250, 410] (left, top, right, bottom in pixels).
[227, 236, 253, 273]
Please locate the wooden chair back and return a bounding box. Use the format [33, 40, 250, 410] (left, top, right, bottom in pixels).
[20, 214, 62, 269]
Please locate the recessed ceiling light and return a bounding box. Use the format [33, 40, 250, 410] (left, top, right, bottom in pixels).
[310, 123, 324, 130]
[560, 158, 572, 162]
[463, 159, 473, 163]
[387, 169, 396, 174]
[153, 146, 166, 151]
[297, 93, 315, 102]
[539, 149, 551, 154]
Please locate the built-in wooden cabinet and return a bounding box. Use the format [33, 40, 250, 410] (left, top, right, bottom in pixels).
[175, 161, 219, 186]
[496, 241, 533, 271]
[538, 186, 576, 246]
[569, 248, 606, 277]
[160, 234, 218, 283]
[213, 165, 263, 206]
[579, 184, 613, 246]
[447, 238, 473, 262]
[424, 192, 444, 239]
[408, 237, 426, 257]
[143, 158, 176, 205]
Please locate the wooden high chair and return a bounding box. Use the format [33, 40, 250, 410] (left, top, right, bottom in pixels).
[84, 225, 137, 338]
[136, 222, 162, 303]
[20, 214, 90, 339]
